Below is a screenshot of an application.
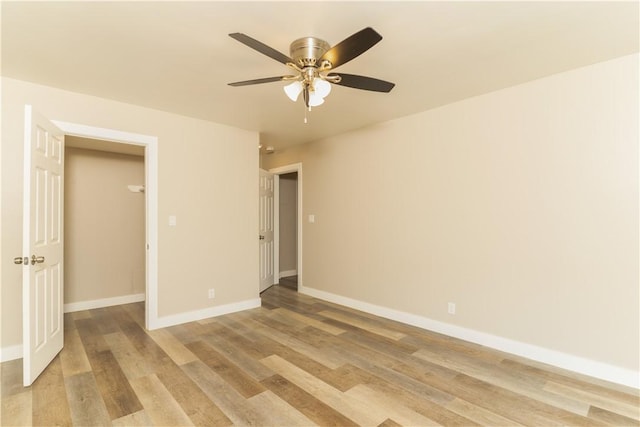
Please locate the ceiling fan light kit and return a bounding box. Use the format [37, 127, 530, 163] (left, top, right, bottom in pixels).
[228, 27, 395, 118]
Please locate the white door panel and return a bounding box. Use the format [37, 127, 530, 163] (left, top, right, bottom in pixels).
[259, 169, 275, 292]
[22, 105, 64, 386]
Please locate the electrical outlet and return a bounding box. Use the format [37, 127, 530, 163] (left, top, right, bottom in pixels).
[208, 288, 215, 299]
[448, 302, 456, 315]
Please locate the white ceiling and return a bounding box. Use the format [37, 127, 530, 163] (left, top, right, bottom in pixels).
[2, 1, 638, 150]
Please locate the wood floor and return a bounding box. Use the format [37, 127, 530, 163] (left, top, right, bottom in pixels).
[2, 285, 639, 426]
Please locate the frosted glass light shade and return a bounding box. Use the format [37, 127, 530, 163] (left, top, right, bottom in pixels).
[313, 78, 331, 98]
[308, 92, 325, 107]
[284, 81, 303, 101]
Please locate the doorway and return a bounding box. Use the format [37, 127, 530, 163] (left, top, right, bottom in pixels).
[270, 163, 303, 291]
[51, 119, 159, 329]
[63, 137, 146, 314]
[277, 172, 298, 291]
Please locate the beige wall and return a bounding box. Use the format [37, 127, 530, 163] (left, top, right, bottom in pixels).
[64, 146, 145, 303]
[279, 173, 297, 275]
[1, 77, 259, 350]
[264, 54, 639, 371]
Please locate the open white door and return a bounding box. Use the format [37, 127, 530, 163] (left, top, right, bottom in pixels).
[259, 169, 275, 292]
[21, 105, 64, 386]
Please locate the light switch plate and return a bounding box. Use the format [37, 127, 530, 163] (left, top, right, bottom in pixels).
[308, 214, 315, 223]
[169, 215, 177, 226]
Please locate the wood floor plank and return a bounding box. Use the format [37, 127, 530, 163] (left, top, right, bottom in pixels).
[501, 357, 640, 398]
[0, 359, 25, 397]
[1, 391, 32, 426]
[273, 307, 346, 335]
[64, 372, 111, 426]
[31, 356, 73, 427]
[316, 363, 375, 393]
[181, 360, 265, 426]
[75, 316, 110, 356]
[345, 384, 441, 426]
[587, 405, 640, 426]
[261, 374, 359, 426]
[328, 337, 456, 405]
[248, 389, 316, 426]
[200, 332, 275, 381]
[453, 373, 605, 426]
[147, 328, 198, 366]
[445, 397, 527, 426]
[119, 318, 173, 373]
[543, 380, 640, 421]
[260, 354, 385, 426]
[103, 331, 155, 381]
[413, 347, 592, 416]
[186, 340, 265, 398]
[166, 321, 211, 345]
[257, 334, 338, 382]
[111, 409, 154, 427]
[155, 362, 233, 426]
[60, 327, 92, 377]
[69, 309, 92, 321]
[120, 301, 146, 327]
[342, 359, 480, 426]
[89, 350, 144, 420]
[341, 328, 420, 358]
[89, 306, 123, 335]
[249, 316, 348, 369]
[318, 310, 407, 340]
[129, 374, 194, 426]
[377, 418, 403, 427]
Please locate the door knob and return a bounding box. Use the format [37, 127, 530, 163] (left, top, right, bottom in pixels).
[14, 256, 28, 265]
[31, 255, 45, 265]
[259, 235, 265, 240]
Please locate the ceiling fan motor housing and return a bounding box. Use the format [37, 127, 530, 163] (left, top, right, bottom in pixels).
[289, 37, 331, 67]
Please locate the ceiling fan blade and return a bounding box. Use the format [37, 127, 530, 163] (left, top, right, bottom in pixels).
[228, 76, 290, 87]
[319, 27, 383, 69]
[329, 73, 395, 93]
[229, 33, 293, 65]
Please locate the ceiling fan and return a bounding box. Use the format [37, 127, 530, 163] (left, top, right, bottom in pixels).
[227, 27, 395, 110]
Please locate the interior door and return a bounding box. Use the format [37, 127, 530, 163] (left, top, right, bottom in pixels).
[259, 169, 275, 292]
[21, 105, 65, 386]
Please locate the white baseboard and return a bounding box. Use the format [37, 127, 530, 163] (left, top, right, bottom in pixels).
[0, 344, 23, 363]
[149, 298, 261, 330]
[279, 270, 297, 278]
[299, 285, 639, 390]
[64, 293, 146, 313]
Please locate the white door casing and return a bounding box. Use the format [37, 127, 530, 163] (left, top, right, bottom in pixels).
[269, 163, 303, 289]
[259, 169, 275, 292]
[22, 105, 64, 386]
[52, 120, 158, 330]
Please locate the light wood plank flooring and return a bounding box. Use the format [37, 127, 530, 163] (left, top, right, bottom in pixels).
[278, 275, 298, 291]
[2, 285, 638, 426]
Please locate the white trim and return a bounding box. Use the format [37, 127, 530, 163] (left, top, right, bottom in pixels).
[300, 286, 640, 390]
[152, 298, 261, 330]
[279, 270, 297, 278]
[274, 174, 280, 285]
[0, 345, 23, 363]
[63, 293, 145, 313]
[269, 163, 303, 289]
[52, 120, 159, 331]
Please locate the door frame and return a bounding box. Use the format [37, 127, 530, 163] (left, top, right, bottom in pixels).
[269, 163, 302, 289]
[51, 120, 159, 330]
